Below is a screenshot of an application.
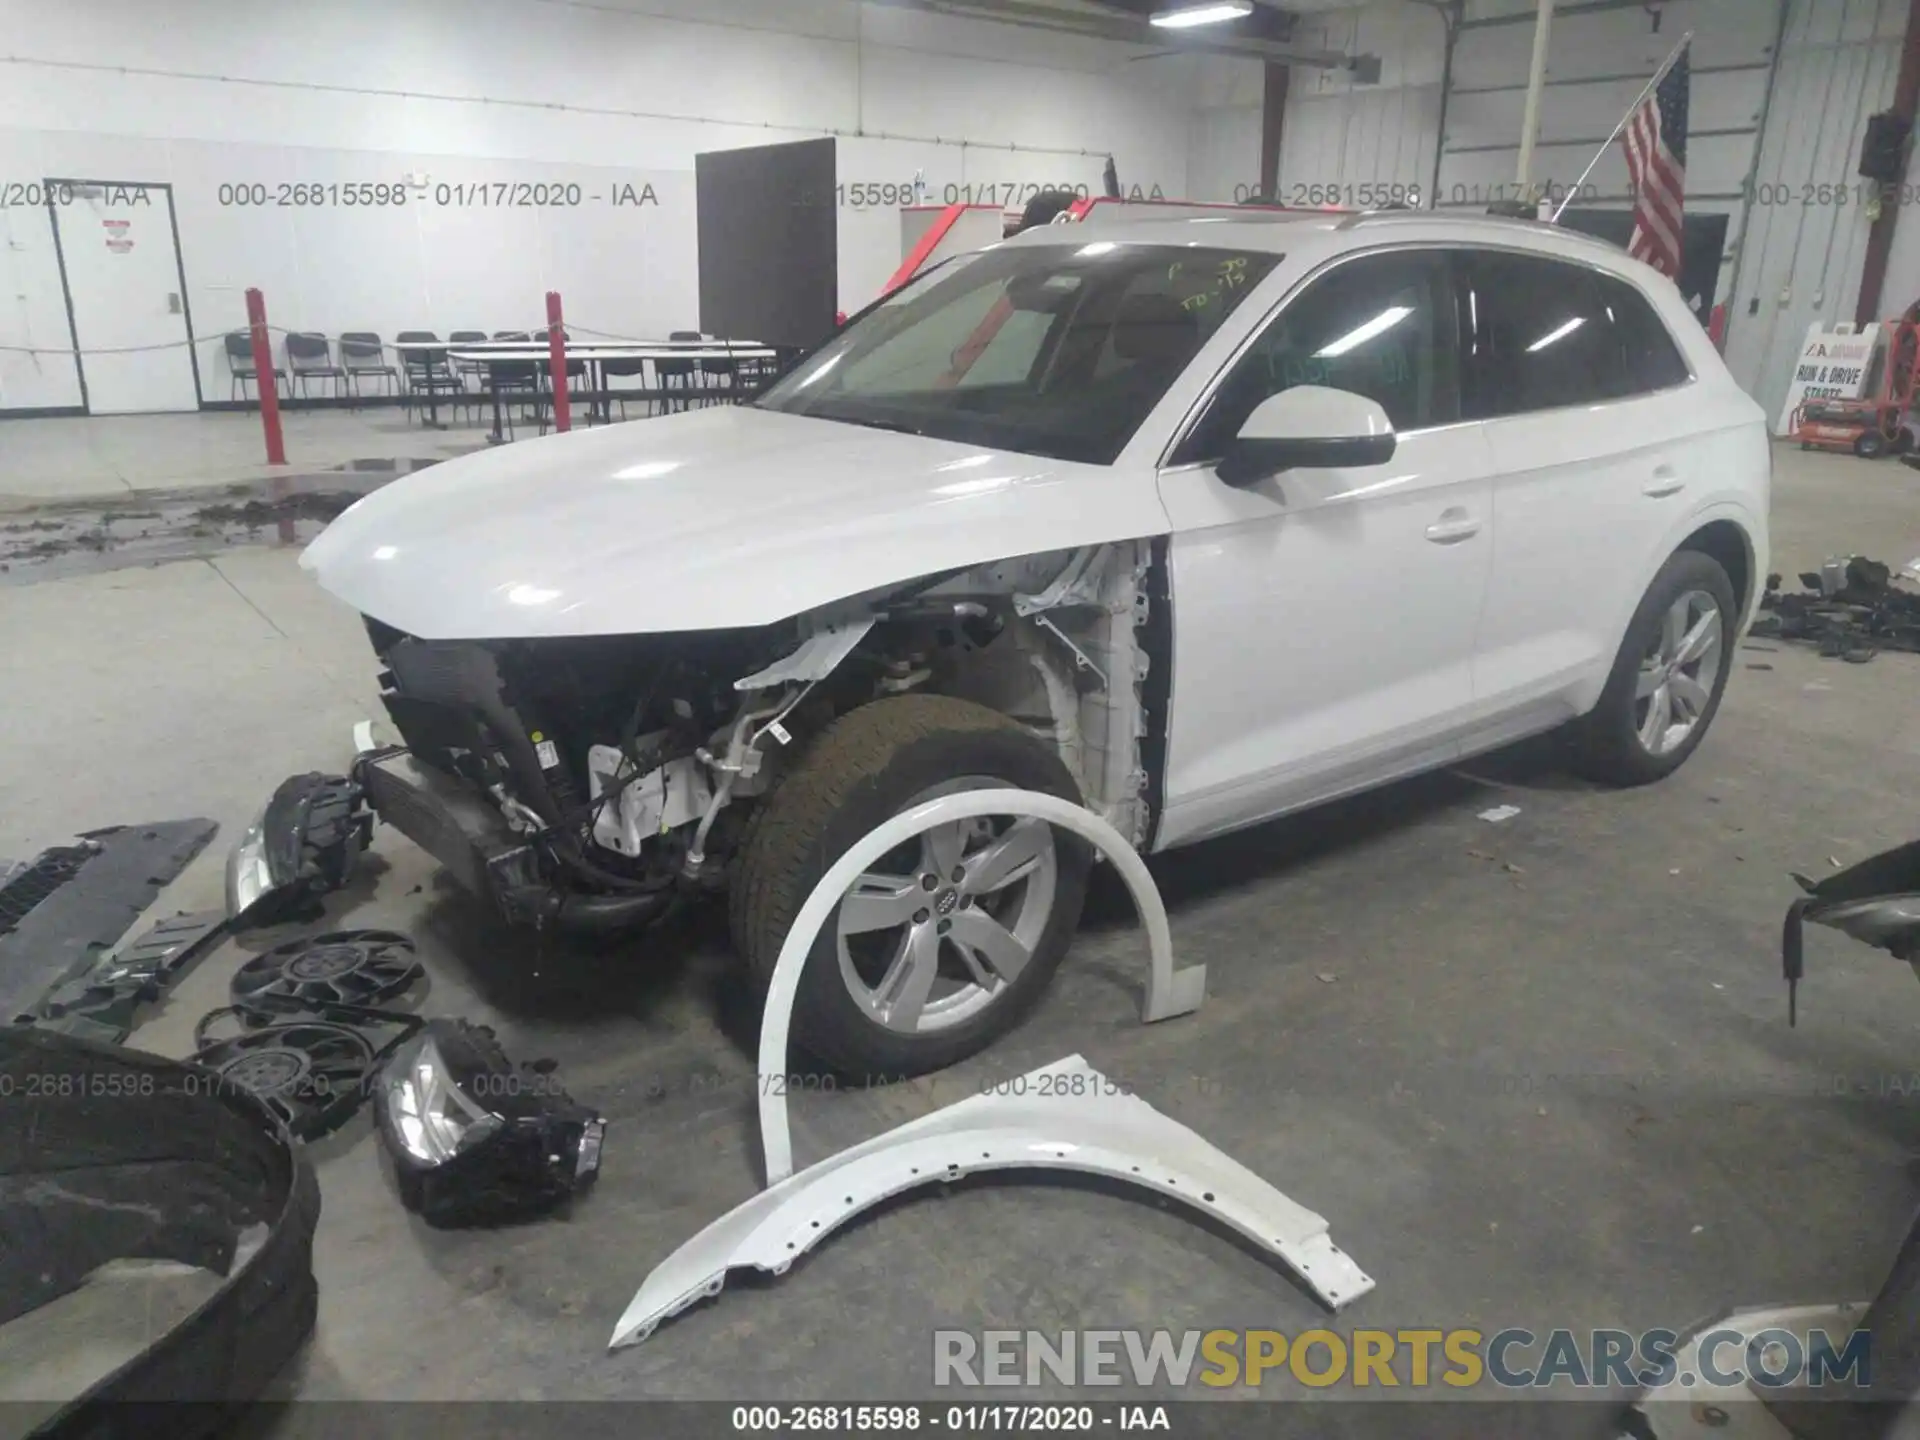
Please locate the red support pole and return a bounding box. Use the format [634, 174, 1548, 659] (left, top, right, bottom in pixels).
[546, 290, 571, 434]
[245, 287, 286, 465]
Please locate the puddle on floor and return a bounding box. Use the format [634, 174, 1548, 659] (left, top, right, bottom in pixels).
[0, 457, 445, 584]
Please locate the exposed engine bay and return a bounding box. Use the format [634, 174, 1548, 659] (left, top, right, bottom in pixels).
[356, 541, 1165, 934]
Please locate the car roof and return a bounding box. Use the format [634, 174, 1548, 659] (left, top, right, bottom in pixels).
[1001, 208, 1636, 271]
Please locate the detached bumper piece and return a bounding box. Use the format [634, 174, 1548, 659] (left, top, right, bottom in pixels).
[3, 819, 218, 1027]
[1782, 837, 1920, 1023]
[611, 1053, 1371, 1349]
[226, 772, 371, 928]
[376, 1019, 605, 1228]
[2, 1026, 319, 1439]
[34, 909, 230, 1045]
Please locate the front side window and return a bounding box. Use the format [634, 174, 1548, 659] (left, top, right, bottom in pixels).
[1175, 249, 1459, 464]
[756, 242, 1280, 465]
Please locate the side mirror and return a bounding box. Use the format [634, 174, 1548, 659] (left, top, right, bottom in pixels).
[1216, 385, 1397, 487]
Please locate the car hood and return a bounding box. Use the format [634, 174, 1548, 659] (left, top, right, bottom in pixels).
[301, 407, 1169, 638]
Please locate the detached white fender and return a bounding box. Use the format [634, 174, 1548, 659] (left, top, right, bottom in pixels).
[608, 1055, 1376, 1348]
[609, 788, 1373, 1350]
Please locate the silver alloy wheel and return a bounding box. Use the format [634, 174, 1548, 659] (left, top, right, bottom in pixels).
[834, 778, 1059, 1036]
[1634, 588, 1725, 756]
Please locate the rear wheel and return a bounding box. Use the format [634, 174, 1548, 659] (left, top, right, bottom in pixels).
[1856, 428, 1890, 459]
[729, 694, 1091, 1079]
[1567, 550, 1736, 786]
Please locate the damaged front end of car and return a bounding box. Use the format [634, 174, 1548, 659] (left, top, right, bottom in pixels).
[348, 541, 1165, 938]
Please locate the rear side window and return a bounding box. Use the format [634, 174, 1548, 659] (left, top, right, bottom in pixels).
[1459, 252, 1692, 419]
[1596, 273, 1691, 393]
[1459, 253, 1621, 417]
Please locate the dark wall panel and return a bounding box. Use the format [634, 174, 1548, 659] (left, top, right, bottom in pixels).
[696, 137, 838, 351]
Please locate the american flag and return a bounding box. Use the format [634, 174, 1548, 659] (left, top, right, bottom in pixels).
[1622, 45, 1690, 277]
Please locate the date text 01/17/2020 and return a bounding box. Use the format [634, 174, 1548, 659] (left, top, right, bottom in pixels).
[832, 181, 1171, 209]
[728, 1404, 1170, 1432]
[212, 180, 662, 209]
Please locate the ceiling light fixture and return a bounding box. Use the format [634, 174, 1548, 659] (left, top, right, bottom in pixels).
[1149, 1, 1254, 29]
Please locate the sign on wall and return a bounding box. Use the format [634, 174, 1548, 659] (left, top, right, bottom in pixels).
[1775, 322, 1882, 436]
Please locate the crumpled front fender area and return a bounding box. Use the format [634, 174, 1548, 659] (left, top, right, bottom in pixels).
[611, 1055, 1373, 1347]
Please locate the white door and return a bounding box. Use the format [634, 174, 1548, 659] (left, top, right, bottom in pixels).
[52, 180, 200, 414]
[1457, 251, 1699, 725]
[1154, 249, 1496, 849]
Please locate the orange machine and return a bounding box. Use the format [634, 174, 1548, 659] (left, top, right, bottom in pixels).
[1793, 310, 1920, 459]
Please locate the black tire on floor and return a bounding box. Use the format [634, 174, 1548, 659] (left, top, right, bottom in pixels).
[729, 693, 1091, 1080]
[1566, 549, 1738, 787]
[1856, 428, 1890, 459]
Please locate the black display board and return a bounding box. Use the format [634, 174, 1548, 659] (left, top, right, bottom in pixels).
[1555, 208, 1731, 329]
[695, 137, 838, 351]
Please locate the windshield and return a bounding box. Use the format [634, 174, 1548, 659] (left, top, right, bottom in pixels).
[755, 242, 1281, 465]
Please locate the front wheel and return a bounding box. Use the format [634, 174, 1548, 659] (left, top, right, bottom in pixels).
[729, 694, 1091, 1079]
[1567, 549, 1737, 786]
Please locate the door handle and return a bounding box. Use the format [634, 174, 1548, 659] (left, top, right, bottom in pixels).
[1642, 465, 1684, 499]
[1425, 511, 1482, 544]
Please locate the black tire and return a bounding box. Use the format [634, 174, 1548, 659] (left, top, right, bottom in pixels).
[1567, 549, 1738, 786]
[729, 693, 1091, 1079]
[1856, 429, 1889, 459]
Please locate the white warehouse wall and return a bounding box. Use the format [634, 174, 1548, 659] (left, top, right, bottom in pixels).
[1281, 2, 1445, 206]
[0, 0, 1203, 414]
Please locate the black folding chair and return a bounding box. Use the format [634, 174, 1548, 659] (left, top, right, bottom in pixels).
[732, 349, 780, 401]
[599, 354, 653, 420]
[225, 330, 286, 402]
[286, 332, 347, 400]
[339, 333, 399, 403]
[396, 330, 465, 424]
[698, 341, 735, 408]
[449, 330, 489, 393]
[490, 332, 548, 437]
[657, 330, 701, 413]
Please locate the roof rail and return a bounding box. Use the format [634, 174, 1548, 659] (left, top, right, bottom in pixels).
[1333, 208, 1627, 253]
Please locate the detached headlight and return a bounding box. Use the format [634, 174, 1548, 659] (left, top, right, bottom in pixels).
[386, 1036, 503, 1164]
[375, 1019, 605, 1227]
[225, 811, 277, 920]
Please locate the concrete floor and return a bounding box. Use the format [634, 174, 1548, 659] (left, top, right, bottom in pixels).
[4, 435, 1920, 1428]
[0, 408, 490, 506]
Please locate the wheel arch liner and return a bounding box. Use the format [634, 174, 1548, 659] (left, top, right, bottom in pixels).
[756, 786, 1207, 1186]
[1, 1026, 320, 1433]
[609, 1054, 1374, 1348]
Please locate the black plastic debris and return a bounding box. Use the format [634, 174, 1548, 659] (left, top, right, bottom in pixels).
[0, 843, 98, 936]
[1782, 838, 1920, 1024]
[374, 1018, 605, 1228]
[1752, 556, 1920, 662]
[31, 909, 230, 1045]
[1, 1026, 319, 1438]
[0, 819, 218, 1026]
[230, 928, 421, 1020]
